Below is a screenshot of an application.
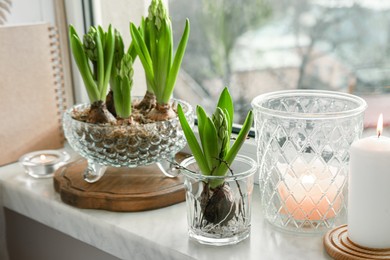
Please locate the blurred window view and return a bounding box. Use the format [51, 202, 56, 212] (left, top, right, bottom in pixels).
[169, 0, 390, 126]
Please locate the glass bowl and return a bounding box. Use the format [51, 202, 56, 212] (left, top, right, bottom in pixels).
[63, 98, 194, 182]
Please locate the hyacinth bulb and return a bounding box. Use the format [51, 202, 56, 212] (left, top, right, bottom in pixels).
[202, 183, 236, 225]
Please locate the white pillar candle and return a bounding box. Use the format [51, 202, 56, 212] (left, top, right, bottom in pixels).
[348, 114, 390, 249]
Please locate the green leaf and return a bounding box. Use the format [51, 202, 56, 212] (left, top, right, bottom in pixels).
[95, 26, 105, 94]
[68, 28, 99, 102]
[177, 104, 210, 174]
[111, 74, 120, 93]
[147, 19, 160, 99]
[97, 26, 105, 49]
[101, 25, 115, 100]
[143, 18, 151, 54]
[127, 19, 144, 61]
[196, 106, 208, 168]
[156, 19, 172, 104]
[203, 117, 219, 174]
[113, 76, 123, 116]
[147, 19, 157, 69]
[121, 75, 132, 118]
[112, 75, 132, 119]
[68, 25, 76, 38]
[130, 23, 154, 87]
[127, 41, 137, 61]
[196, 105, 207, 142]
[164, 18, 190, 102]
[217, 87, 234, 135]
[134, 17, 153, 94]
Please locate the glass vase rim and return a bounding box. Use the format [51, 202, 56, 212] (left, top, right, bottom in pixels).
[180, 154, 257, 181]
[251, 90, 367, 120]
[64, 97, 192, 128]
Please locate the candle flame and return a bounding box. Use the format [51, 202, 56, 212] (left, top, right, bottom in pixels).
[40, 154, 46, 161]
[377, 113, 383, 138]
[302, 175, 315, 184]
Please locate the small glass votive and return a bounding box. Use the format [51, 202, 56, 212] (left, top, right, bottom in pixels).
[251, 90, 367, 234]
[19, 150, 70, 178]
[181, 155, 257, 246]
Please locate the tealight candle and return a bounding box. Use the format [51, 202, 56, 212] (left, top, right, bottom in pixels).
[348, 114, 390, 249]
[19, 150, 70, 178]
[30, 154, 58, 164]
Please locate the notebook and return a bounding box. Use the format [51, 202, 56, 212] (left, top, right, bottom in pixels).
[0, 23, 67, 165]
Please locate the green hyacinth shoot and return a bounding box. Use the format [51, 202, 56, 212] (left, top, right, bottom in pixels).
[69, 24, 115, 103]
[130, 0, 190, 105]
[178, 87, 254, 188]
[112, 53, 134, 119]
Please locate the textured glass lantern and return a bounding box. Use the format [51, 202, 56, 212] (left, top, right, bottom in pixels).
[252, 90, 367, 233]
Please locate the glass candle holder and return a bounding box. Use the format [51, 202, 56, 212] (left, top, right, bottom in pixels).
[19, 150, 70, 178]
[251, 90, 367, 234]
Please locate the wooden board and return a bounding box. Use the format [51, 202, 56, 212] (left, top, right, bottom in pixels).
[324, 225, 390, 260]
[53, 158, 187, 212]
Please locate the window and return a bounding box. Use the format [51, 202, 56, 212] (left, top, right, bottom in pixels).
[169, 0, 390, 127]
[9, 0, 389, 129]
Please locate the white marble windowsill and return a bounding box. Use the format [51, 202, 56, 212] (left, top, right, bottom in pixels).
[0, 148, 332, 260]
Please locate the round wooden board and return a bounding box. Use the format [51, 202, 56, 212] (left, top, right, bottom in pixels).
[53, 158, 186, 212]
[323, 225, 390, 260]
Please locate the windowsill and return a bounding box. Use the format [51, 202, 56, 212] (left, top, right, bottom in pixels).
[0, 146, 331, 260]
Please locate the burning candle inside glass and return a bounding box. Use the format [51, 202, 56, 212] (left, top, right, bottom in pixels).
[278, 158, 344, 221]
[30, 154, 59, 164]
[19, 150, 70, 178]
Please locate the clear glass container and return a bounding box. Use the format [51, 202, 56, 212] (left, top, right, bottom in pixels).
[180, 155, 257, 246]
[251, 90, 367, 234]
[63, 98, 194, 182]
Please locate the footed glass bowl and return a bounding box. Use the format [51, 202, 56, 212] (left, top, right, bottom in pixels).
[63, 98, 194, 183]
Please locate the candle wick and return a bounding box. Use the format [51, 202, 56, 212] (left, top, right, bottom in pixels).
[378, 132, 381, 138]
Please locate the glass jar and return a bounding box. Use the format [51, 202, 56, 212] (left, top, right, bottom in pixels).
[180, 154, 257, 246]
[252, 90, 367, 233]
